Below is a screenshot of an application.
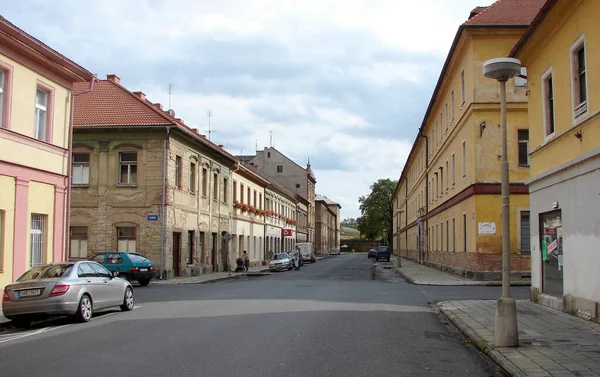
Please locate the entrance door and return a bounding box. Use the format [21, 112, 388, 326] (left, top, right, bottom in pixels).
[540, 210, 563, 296]
[211, 232, 217, 272]
[173, 232, 181, 276]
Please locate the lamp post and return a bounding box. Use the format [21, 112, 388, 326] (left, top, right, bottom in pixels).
[483, 57, 522, 347]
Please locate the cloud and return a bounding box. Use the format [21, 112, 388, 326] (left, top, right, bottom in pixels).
[3, 0, 489, 218]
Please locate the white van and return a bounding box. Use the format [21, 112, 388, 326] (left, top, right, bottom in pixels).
[295, 242, 316, 263]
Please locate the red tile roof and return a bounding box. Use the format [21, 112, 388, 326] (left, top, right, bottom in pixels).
[464, 0, 547, 26]
[73, 78, 238, 162]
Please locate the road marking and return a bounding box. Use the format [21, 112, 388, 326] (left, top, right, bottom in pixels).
[0, 324, 68, 344]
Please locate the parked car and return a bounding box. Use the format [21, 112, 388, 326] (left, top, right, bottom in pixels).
[296, 242, 316, 263]
[375, 246, 392, 262]
[367, 249, 377, 258]
[270, 253, 293, 272]
[2, 261, 134, 327]
[90, 252, 155, 286]
[329, 248, 340, 255]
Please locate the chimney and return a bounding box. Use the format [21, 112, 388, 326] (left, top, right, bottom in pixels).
[192, 128, 199, 134]
[133, 91, 146, 101]
[218, 145, 224, 149]
[175, 117, 185, 125]
[200, 134, 207, 138]
[469, 6, 487, 19]
[154, 103, 163, 110]
[106, 74, 120, 84]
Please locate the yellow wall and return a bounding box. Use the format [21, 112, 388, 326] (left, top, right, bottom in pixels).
[517, 0, 600, 176]
[0, 175, 16, 290]
[0, 53, 71, 176]
[474, 194, 530, 253]
[27, 181, 56, 267]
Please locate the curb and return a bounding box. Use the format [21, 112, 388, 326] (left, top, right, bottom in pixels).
[154, 269, 272, 285]
[437, 302, 524, 377]
[395, 268, 530, 286]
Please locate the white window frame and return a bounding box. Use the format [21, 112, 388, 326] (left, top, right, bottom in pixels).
[569, 34, 588, 122]
[30, 214, 46, 267]
[190, 162, 196, 194]
[518, 129, 530, 167]
[461, 141, 467, 177]
[72, 153, 90, 185]
[119, 152, 138, 185]
[35, 88, 49, 141]
[452, 153, 456, 186]
[445, 160, 449, 190]
[460, 69, 465, 106]
[175, 156, 182, 189]
[117, 227, 136, 253]
[541, 67, 556, 141]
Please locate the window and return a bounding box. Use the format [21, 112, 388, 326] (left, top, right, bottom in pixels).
[35, 88, 49, 141]
[70, 227, 88, 259]
[259, 193, 262, 209]
[452, 153, 456, 185]
[445, 161, 448, 190]
[253, 190, 257, 207]
[277, 165, 283, 173]
[72, 153, 90, 185]
[460, 69, 465, 105]
[543, 70, 555, 137]
[520, 211, 531, 255]
[175, 156, 182, 189]
[462, 141, 466, 177]
[451, 90, 455, 121]
[202, 168, 208, 197]
[213, 172, 219, 200]
[30, 214, 46, 267]
[440, 223, 443, 252]
[440, 167, 444, 196]
[119, 152, 137, 184]
[518, 130, 530, 167]
[190, 162, 196, 193]
[117, 227, 136, 252]
[187, 230, 194, 264]
[462, 213, 467, 252]
[223, 177, 228, 203]
[240, 183, 245, 203]
[233, 181, 238, 202]
[0, 69, 5, 128]
[445, 103, 448, 129]
[571, 39, 587, 119]
[446, 220, 449, 252]
[247, 187, 251, 205]
[452, 218, 456, 252]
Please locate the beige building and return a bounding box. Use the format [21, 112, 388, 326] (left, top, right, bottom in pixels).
[70, 75, 237, 278]
[315, 195, 341, 254]
[393, 0, 545, 280]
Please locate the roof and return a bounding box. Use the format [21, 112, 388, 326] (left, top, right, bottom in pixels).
[394, 0, 545, 197]
[73, 76, 238, 163]
[315, 194, 341, 208]
[242, 162, 297, 201]
[464, 0, 547, 26]
[509, 0, 557, 57]
[0, 16, 94, 82]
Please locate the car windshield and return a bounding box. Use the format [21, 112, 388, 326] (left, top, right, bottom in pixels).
[274, 253, 288, 260]
[17, 264, 74, 281]
[129, 253, 151, 263]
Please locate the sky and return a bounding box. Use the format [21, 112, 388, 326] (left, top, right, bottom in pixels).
[4, 0, 490, 219]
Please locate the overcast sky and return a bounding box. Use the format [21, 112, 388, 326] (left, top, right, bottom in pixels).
[5, 0, 490, 219]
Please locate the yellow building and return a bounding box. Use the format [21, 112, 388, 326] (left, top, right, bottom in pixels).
[0, 17, 93, 290]
[393, 0, 545, 280]
[510, 0, 600, 317]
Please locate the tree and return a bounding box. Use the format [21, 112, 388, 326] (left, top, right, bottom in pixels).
[358, 178, 396, 246]
[341, 218, 358, 229]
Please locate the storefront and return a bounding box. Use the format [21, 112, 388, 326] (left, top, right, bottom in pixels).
[540, 210, 563, 296]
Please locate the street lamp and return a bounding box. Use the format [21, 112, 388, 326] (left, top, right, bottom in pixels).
[483, 57, 522, 348]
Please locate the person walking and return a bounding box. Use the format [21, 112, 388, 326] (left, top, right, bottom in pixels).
[294, 246, 301, 270]
[242, 250, 249, 272]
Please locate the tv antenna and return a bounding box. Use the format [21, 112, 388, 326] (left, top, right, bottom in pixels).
[207, 110, 217, 141]
[269, 130, 273, 147]
[168, 84, 172, 109]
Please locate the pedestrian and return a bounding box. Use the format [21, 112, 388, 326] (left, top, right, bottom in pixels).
[294, 246, 301, 270]
[242, 250, 249, 272]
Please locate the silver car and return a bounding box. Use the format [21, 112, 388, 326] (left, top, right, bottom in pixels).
[269, 253, 293, 272]
[2, 261, 134, 327]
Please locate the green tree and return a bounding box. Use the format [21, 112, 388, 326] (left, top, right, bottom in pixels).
[341, 217, 358, 229]
[358, 178, 396, 246]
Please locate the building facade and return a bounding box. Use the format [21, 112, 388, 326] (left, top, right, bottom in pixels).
[510, 0, 600, 318]
[315, 195, 341, 254]
[393, 0, 545, 280]
[241, 147, 316, 244]
[231, 164, 268, 266]
[0, 17, 93, 290]
[70, 75, 236, 278]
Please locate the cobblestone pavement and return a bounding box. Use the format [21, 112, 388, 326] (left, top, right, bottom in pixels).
[438, 300, 600, 377]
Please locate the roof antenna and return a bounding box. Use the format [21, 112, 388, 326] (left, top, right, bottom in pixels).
[255, 138, 258, 152]
[168, 84, 172, 109]
[207, 110, 216, 141]
[269, 130, 273, 148]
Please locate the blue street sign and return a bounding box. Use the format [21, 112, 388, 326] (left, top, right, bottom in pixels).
[147, 214, 159, 221]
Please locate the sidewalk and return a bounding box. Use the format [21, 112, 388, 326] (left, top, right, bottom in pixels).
[395, 257, 530, 286]
[153, 265, 271, 285]
[438, 300, 600, 377]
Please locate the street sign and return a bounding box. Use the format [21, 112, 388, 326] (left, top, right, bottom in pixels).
[147, 214, 159, 221]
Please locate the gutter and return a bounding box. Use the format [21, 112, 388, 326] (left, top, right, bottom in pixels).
[159, 126, 172, 279]
[64, 76, 96, 262]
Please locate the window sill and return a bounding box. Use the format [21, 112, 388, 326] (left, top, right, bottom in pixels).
[117, 184, 138, 188]
[72, 184, 90, 188]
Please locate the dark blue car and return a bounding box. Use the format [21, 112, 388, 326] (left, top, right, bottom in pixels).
[375, 246, 391, 262]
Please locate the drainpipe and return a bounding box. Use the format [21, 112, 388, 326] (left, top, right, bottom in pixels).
[159, 126, 171, 280]
[64, 76, 96, 262]
[422, 134, 429, 265]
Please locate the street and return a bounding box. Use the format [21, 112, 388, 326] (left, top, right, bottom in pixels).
[0, 254, 530, 377]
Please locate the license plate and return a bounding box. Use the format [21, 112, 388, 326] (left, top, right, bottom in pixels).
[140, 268, 148, 271]
[18, 289, 41, 297]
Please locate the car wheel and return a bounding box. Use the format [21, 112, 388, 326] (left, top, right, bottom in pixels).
[120, 287, 135, 311]
[75, 294, 93, 322]
[11, 317, 32, 329]
[138, 278, 151, 286]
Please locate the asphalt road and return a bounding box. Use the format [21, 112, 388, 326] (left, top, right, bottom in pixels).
[0, 253, 530, 377]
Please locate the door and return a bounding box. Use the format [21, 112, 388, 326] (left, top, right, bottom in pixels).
[211, 233, 217, 272]
[173, 232, 181, 276]
[540, 210, 563, 296]
[90, 262, 122, 307]
[78, 262, 106, 308]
